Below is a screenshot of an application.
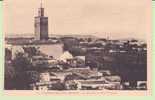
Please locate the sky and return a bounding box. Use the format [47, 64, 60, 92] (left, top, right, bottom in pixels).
[3, 0, 151, 39]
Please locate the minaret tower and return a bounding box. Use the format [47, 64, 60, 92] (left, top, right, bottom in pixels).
[34, 0, 48, 40]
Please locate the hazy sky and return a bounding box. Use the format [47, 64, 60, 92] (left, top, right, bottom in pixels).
[3, 0, 151, 39]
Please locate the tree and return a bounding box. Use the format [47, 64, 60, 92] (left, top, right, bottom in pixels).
[12, 52, 32, 71]
[23, 47, 38, 57]
[4, 62, 16, 90]
[25, 71, 40, 84]
[12, 52, 33, 89]
[50, 82, 66, 90]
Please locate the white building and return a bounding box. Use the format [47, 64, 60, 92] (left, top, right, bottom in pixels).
[59, 51, 73, 62]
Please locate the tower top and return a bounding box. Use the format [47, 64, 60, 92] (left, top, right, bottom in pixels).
[40, 0, 43, 8]
[38, 0, 44, 16]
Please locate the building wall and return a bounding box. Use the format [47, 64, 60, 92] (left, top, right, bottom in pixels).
[34, 17, 48, 40]
[10, 44, 64, 60]
[34, 17, 41, 40]
[38, 44, 64, 59]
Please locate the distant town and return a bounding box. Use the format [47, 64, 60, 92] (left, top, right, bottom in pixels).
[4, 0, 147, 90]
[5, 35, 147, 90]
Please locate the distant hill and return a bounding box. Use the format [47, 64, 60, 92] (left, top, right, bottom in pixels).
[5, 33, 145, 41]
[50, 34, 97, 39]
[5, 33, 34, 38]
[5, 33, 97, 39]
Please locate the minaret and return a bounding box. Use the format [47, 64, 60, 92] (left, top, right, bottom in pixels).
[34, 0, 48, 40]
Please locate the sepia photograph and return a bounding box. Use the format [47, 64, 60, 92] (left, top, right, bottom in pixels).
[3, 0, 152, 94]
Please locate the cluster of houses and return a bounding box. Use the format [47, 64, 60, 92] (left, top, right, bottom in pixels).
[28, 49, 122, 90]
[5, 37, 147, 90]
[5, 44, 122, 90]
[30, 67, 122, 90]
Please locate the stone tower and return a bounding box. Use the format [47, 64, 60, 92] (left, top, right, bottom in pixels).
[34, 0, 48, 40]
